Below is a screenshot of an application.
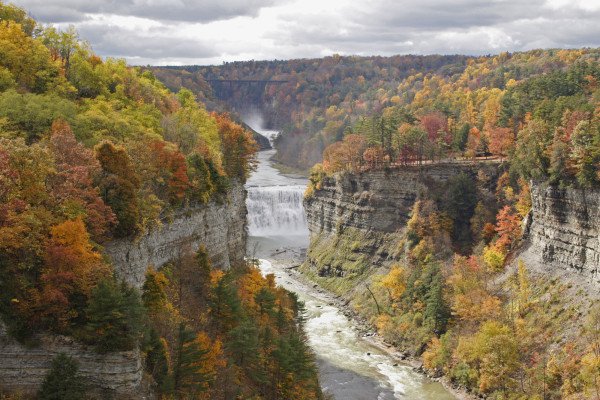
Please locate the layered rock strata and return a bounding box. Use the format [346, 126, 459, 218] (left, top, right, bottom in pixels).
[520, 183, 600, 283]
[105, 181, 247, 289]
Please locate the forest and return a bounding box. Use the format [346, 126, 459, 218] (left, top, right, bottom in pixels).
[154, 15, 600, 400]
[0, 2, 322, 399]
[155, 49, 599, 177]
[301, 51, 600, 399]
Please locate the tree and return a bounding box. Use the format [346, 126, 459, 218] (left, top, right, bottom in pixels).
[49, 120, 116, 241]
[34, 218, 110, 331]
[456, 321, 520, 394]
[570, 118, 600, 188]
[380, 265, 407, 304]
[209, 275, 241, 334]
[0, 21, 60, 92]
[145, 329, 172, 393]
[227, 319, 259, 367]
[186, 153, 214, 204]
[84, 279, 143, 353]
[0, 90, 77, 142]
[0, 2, 38, 36]
[142, 268, 169, 315]
[443, 173, 478, 251]
[95, 141, 140, 237]
[214, 113, 258, 181]
[423, 264, 450, 335]
[487, 125, 514, 159]
[494, 205, 522, 252]
[38, 353, 86, 400]
[173, 323, 211, 397]
[511, 119, 553, 180]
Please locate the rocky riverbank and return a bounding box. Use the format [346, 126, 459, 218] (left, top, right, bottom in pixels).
[263, 245, 472, 400]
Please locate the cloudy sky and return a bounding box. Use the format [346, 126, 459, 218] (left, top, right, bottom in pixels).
[11, 0, 600, 65]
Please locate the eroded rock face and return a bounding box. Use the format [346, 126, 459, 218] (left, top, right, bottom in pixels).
[305, 165, 485, 236]
[303, 163, 497, 276]
[521, 184, 600, 283]
[105, 181, 248, 289]
[0, 182, 248, 396]
[0, 324, 143, 399]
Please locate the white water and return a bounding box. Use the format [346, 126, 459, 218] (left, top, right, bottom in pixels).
[246, 146, 309, 237]
[245, 124, 455, 400]
[247, 184, 308, 236]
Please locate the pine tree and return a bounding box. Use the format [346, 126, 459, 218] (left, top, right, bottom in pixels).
[209, 276, 241, 334]
[173, 323, 211, 398]
[227, 319, 259, 367]
[84, 279, 143, 353]
[38, 353, 86, 400]
[146, 329, 172, 393]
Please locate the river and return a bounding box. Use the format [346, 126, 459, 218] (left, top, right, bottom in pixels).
[245, 128, 455, 400]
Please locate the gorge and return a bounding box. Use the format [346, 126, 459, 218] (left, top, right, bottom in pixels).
[245, 127, 456, 399]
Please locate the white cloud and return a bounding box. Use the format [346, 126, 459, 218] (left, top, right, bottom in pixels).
[11, 0, 600, 64]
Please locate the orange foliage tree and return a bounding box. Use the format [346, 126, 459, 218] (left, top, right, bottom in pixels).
[213, 113, 258, 181]
[31, 218, 110, 330]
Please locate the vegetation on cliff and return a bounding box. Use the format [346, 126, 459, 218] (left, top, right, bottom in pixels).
[154, 49, 599, 178]
[141, 246, 323, 399]
[0, 0, 257, 345]
[300, 44, 599, 400]
[0, 4, 322, 399]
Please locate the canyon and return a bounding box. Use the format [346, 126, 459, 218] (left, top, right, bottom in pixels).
[303, 164, 600, 301]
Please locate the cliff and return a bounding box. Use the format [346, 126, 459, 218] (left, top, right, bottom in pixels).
[0, 183, 248, 396]
[304, 165, 600, 293]
[105, 181, 247, 289]
[303, 163, 499, 288]
[0, 323, 144, 399]
[519, 183, 600, 285]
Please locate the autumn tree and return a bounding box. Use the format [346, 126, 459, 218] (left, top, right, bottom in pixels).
[214, 112, 258, 181]
[48, 120, 116, 241]
[455, 321, 520, 394]
[32, 218, 110, 332]
[95, 141, 141, 237]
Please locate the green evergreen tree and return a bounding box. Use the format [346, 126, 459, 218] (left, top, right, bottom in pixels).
[424, 268, 450, 335]
[145, 329, 172, 392]
[38, 353, 86, 400]
[209, 276, 241, 334]
[227, 319, 259, 367]
[173, 323, 211, 398]
[84, 279, 143, 353]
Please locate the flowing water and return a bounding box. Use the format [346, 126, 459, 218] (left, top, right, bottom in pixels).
[245, 127, 455, 400]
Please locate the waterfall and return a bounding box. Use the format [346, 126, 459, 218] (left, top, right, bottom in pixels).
[246, 184, 308, 236]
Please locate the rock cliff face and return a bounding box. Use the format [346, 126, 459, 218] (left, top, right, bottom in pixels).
[105, 181, 247, 289]
[303, 163, 497, 280]
[0, 323, 143, 399]
[520, 184, 600, 284]
[305, 165, 600, 289]
[0, 183, 248, 396]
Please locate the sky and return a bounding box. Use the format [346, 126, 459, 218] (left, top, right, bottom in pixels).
[10, 0, 600, 66]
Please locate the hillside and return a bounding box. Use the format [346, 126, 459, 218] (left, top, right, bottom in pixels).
[0, 2, 322, 399]
[152, 49, 599, 172]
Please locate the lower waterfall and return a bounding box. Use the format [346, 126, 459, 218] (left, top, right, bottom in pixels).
[246, 184, 307, 236]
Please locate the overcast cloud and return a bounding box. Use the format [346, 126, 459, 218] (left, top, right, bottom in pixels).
[10, 0, 600, 65]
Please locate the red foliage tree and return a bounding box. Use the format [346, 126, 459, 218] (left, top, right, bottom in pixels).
[487, 125, 514, 159]
[420, 112, 449, 143]
[49, 120, 116, 241]
[494, 206, 522, 251]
